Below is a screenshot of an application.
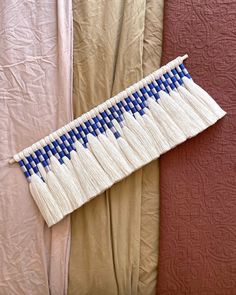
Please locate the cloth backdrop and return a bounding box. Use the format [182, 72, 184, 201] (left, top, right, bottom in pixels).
[157, 1, 236, 294]
[68, 0, 164, 294]
[0, 1, 72, 294]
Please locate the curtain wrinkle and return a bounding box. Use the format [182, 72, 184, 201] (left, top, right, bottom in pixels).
[69, 0, 164, 294]
[0, 1, 73, 294]
[138, 1, 164, 294]
[109, 1, 125, 95]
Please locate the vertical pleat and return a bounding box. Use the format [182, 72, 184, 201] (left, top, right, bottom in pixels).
[138, 0, 164, 294]
[69, 0, 161, 294]
[69, 0, 164, 294]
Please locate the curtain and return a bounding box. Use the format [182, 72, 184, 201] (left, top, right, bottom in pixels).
[69, 0, 164, 294]
[0, 1, 72, 294]
[157, 1, 234, 294]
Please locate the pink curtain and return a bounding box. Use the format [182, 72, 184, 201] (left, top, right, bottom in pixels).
[0, 1, 73, 294]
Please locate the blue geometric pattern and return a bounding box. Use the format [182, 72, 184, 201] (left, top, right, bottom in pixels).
[18, 63, 191, 179]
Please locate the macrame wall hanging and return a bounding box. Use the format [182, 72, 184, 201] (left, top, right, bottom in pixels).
[9, 55, 226, 227]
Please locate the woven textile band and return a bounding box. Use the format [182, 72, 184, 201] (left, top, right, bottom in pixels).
[10, 55, 226, 226]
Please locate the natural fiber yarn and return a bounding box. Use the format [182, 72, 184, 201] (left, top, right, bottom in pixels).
[98, 133, 133, 175]
[169, 89, 207, 132]
[147, 98, 187, 147]
[74, 141, 113, 191]
[70, 150, 100, 199]
[142, 109, 171, 155]
[50, 155, 84, 209]
[87, 134, 125, 182]
[45, 170, 73, 215]
[158, 90, 200, 138]
[115, 136, 143, 169]
[105, 129, 120, 150]
[29, 174, 63, 226]
[123, 112, 157, 158]
[122, 126, 151, 163]
[183, 77, 226, 119]
[10, 55, 226, 226]
[177, 85, 217, 126]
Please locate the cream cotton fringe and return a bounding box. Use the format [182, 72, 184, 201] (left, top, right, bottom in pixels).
[9, 55, 226, 226]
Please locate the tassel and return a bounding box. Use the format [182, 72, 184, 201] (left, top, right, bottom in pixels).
[144, 108, 155, 121]
[106, 124, 143, 169]
[115, 136, 143, 169]
[74, 141, 113, 191]
[169, 89, 207, 132]
[87, 134, 124, 182]
[37, 163, 47, 179]
[134, 111, 161, 156]
[106, 128, 120, 150]
[112, 119, 123, 135]
[134, 112, 146, 128]
[142, 109, 171, 154]
[147, 98, 187, 147]
[182, 77, 226, 119]
[62, 156, 85, 189]
[70, 150, 100, 198]
[121, 125, 151, 163]
[45, 169, 73, 216]
[158, 90, 203, 138]
[50, 156, 84, 209]
[29, 174, 63, 227]
[177, 85, 217, 126]
[98, 133, 133, 175]
[123, 112, 157, 159]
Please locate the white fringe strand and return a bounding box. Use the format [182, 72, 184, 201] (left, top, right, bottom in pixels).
[29, 174, 63, 226]
[147, 98, 187, 147]
[50, 155, 84, 209]
[74, 141, 113, 191]
[123, 112, 157, 158]
[45, 170, 73, 215]
[169, 89, 207, 132]
[177, 85, 218, 126]
[158, 90, 201, 138]
[98, 133, 133, 174]
[115, 136, 143, 169]
[183, 77, 226, 119]
[142, 109, 171, 155]
[87, 134, 125, 182]
[70, 150, 100, 199]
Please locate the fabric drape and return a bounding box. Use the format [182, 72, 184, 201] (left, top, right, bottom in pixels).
[0, 1, 73, 294]
[157, 1, 235, 294]
[69, 0, 164, 294]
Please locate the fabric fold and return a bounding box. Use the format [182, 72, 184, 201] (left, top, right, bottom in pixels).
[0, 1, 73, 294]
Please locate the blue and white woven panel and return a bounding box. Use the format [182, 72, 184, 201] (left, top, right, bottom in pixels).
[10, 55, 226, 226]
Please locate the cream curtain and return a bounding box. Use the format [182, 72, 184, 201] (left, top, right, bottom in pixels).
[69, 0, 164, 294]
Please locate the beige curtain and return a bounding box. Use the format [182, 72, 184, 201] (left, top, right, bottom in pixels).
[0, 1, 72, 294]
[69, 0, 164, 294]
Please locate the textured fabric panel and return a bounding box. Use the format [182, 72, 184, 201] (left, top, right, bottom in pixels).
[0, 1, 72, 294]
[138, 0, 164, 294]
[158, 1, 235, 294]
[69, 1, 145, 293]
[69, 0, 163, 294]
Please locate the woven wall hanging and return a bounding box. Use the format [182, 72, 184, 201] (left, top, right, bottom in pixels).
[9, 55, 226, 226]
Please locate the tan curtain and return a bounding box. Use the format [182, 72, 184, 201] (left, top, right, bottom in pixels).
[0, 1, 72, 294]
[69, 0, 164, 294]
